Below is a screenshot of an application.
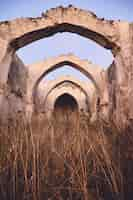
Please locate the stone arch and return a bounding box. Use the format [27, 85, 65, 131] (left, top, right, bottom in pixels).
[53, 93, 79, 125]
[1, 6, 119, 50]
[28, 54, 103, 101]
[54, 93, 78, 111]
[37, 75, 95, 114]
[44, 84, 87, 117]
[0, 6, 132, 128]
[37, 80, 89, 114]
[25, 54, 107, 119]
[0, 5, 119, 87]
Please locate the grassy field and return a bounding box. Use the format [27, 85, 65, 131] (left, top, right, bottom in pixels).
[0, 110, 132, 200]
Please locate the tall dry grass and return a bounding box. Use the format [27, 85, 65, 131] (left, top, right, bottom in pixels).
[0, 109, 126, 200]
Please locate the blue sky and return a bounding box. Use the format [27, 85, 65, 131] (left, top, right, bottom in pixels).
[0, 0, 133, 80]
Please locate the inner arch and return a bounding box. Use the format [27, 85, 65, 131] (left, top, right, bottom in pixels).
[54, 93, 78, 112]
[33, 60, 100, 101]
[53, 92, 79, 131]
[31, 56, 102, 110]
[11, 23, 115, 51]
[42, 80, 90, 111]
[17, 32, 113, 68]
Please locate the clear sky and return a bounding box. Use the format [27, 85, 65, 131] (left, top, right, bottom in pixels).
[0, 0, 133, 80]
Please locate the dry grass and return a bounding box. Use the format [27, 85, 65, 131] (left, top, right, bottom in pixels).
[0, 110, 127, 200]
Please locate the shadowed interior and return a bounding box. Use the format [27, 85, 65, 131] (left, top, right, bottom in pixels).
[54, 93, 78, 112]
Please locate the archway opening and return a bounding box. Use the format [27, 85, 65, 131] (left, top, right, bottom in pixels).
[1, 6, 116, 91]
[33, 59, 100, 105]
[54, 93, 78, 112]
[17, 32, 113, 68]
[43, 65, 91, 82]
[53, 93, 79, 124]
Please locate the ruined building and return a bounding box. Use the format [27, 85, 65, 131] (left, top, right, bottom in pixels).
[0, 5, 133, 200]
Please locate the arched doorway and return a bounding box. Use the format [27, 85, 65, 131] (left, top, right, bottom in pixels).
[31, 54, 101, 99]
[29, 54, 102, 111]
[36, 75, 94, 115]
[54, 93, 78, 111]
[53, 93, 79, 125]
[0, 6, 116, 122]
[0, 6, 117, 88]
[52, 93, 79, 164]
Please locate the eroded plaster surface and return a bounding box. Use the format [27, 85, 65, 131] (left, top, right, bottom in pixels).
[0, 6, 132, 128]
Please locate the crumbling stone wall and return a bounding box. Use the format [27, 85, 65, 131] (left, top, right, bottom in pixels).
[0, 5, 132, 130]
[0, 54, 28, 123]
[0, 6, 133, 199]
[8, 54, 27, 97]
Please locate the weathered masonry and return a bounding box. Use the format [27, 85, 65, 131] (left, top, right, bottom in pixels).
[0, 5, 132, 130]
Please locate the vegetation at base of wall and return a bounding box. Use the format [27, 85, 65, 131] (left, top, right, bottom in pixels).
[0, 111, 132, 200]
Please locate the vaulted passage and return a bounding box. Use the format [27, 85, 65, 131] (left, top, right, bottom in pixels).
[0, 5, 132, 200]
[53, 93, 79, 123]
[53, 93, 79, 129]
[54, 93, 78, 112]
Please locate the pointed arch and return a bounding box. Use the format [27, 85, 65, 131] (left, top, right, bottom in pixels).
[0, 6, 119, 50]
[37, 75, 95, 113]
[0, 6, 118, 88]
[27, 54, 103, 103]
[45, 85, 87, 113]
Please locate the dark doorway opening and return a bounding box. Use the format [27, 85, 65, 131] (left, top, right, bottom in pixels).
[54, 93, 78, 112]
[53, 93, 79, 140]
[53, 93, 79, 124]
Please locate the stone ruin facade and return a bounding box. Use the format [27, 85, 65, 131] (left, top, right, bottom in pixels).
[0, 5, 132, 130]
[0, 5, 133, 200]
